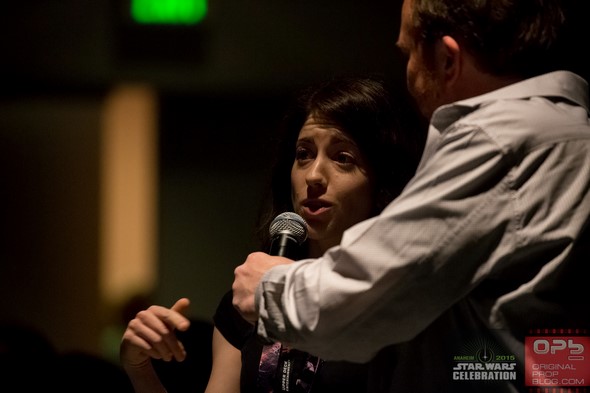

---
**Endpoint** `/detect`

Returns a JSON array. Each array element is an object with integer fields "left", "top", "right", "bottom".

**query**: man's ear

[{"left": 440, "top": 35, "right": 461, "bottom": 86}]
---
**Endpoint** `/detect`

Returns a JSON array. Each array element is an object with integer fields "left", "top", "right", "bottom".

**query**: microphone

[
  {"left": 268, "top": 212, "right": 308, "bottom": 259},
  {"left": 258, "top": 212, "right": 315, "bottom": 391}
]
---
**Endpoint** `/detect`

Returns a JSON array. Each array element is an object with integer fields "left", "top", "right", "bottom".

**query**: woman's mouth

[{"left": 302, "top": 199, "right": 332, "bottom": 216}]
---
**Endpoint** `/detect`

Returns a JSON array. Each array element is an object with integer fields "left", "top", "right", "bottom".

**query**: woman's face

[{"left": 291, "top": 116, "right": 374, "bottom": 253}]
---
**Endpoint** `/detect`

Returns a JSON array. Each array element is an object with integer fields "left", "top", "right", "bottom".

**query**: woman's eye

[
  {"left": 295, "top": 147, "right": 312, "bottom": 161},
  {"left": 335, "top": 152, "right": 355, "bottom": 164}
]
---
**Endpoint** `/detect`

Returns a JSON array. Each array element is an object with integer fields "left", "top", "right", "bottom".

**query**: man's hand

[{"left": 232, "top": 252, "right": 293, "bottom": 324}]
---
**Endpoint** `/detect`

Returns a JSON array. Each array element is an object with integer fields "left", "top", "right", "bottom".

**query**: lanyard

[{"left": 257, "top": 342, "right": 323, "bottom": 392}]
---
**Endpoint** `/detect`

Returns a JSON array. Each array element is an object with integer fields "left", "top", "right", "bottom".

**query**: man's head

[{"left": 396, "top": 0, "right": 575, "bottom": 119}]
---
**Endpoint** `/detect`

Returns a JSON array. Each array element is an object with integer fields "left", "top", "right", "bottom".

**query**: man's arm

[
  {"left": 233, "top": 123, "right": 513, "bottom": 362},
  {"left": 232, "top": 253, "right": 293, "bottom": 323}
]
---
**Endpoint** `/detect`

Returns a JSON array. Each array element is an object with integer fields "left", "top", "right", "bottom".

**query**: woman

[{"left": 120, "top": 75, "right": 426, "bottom": 392}]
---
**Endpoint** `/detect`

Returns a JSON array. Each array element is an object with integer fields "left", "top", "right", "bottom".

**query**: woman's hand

[{"left": 120, "top": 297, "right": 191, "bottom": 370}]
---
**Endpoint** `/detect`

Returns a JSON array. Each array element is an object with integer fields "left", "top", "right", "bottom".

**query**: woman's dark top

[{"left": 213, "top": 290, "right": 369, "bottom": 393}]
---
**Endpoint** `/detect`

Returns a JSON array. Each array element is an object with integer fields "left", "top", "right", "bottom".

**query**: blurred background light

[{"left": 131, "top": 0, "right": 207, "bottom": 25}]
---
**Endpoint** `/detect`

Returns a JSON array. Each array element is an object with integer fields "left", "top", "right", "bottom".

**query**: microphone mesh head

[{"left": 269, "top": 212, "right": 308, "bottom": 245}]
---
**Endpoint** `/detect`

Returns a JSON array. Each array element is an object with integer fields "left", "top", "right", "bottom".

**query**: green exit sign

[{"left": 131, "top": 0, "right": 207, "bottom": 25}]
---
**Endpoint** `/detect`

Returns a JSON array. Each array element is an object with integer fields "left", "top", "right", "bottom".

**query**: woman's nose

[{"left": 305, "top": 157, "right": 328, "bottom": 187}]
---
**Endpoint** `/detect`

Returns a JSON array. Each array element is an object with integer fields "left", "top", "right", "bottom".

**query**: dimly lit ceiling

[{"left": 0, "top": 0, "right": 406, "bottom": 95}]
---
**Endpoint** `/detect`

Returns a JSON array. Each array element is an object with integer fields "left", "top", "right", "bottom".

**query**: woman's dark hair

[{"left": 254, "top": 75, "right": 426, "bottom": 250}]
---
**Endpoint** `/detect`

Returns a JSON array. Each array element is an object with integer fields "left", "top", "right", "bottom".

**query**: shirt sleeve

[{"left": 255, "top": 121, "right": 517, "bottom": 363}]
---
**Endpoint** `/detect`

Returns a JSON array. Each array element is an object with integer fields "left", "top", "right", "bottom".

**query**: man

[{"left": 233, "top": 0, "right": 590, "bottom": 391}]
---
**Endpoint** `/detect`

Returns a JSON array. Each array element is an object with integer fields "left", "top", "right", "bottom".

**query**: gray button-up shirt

[{"left": 255, "top": 71, "right": 590, "bottom": 371}]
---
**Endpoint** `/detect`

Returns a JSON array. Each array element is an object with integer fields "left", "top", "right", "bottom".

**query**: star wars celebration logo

[{"left": 451, "top": 337, "right": 517, "bottom": 383}]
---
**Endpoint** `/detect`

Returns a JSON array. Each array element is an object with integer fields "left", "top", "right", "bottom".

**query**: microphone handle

[{"left": 269, "top": 233, "right": 301, "bottom": 259}]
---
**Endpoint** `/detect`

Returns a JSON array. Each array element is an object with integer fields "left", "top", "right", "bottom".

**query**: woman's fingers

[
  {"left": 121, "top": 298, "right": 192, "bottom": 364},
  {"left": 132, "top": 301, "right": 191, "bottom": 361}
]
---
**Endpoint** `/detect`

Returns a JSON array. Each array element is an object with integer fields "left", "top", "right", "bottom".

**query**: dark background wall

[{"left": 0, "top": 0, "right": 407, "bottom": 362}]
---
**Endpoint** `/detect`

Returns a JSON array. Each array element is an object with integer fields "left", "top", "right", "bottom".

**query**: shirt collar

[{"left": 431, "top": 71, "right": 590, "bottom": 132}]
